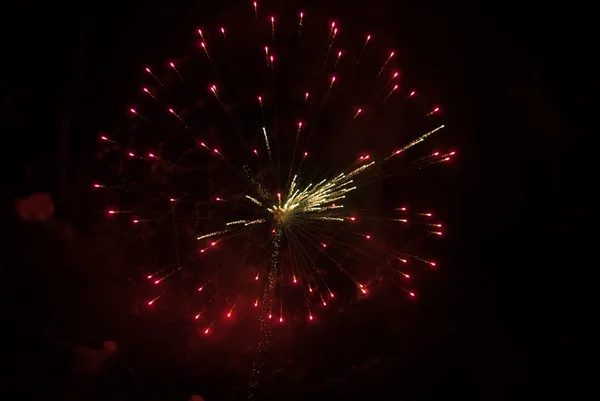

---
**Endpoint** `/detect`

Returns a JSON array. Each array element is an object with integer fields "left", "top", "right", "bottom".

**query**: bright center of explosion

[{"left": 271, "top": 206, "right": 292, "bottom": 222}]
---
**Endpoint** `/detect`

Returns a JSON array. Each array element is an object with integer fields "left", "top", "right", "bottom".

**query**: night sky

[{"left": 4, "top": 0, "right": 582, "bottom": 400}]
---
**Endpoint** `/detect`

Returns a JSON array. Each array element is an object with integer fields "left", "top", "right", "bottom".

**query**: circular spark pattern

[{"left": 93, "top": 3, "right": 455, "bottom": 393}]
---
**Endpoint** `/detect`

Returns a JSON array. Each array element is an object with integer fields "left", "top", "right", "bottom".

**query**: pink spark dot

[
  {"left": 309, "top": 315, "right": 313, "bottom": 320},
  {"left": 130, "top": 108, "right": 136, "bottom": 113},
  {"left": 409, "top": 292, "right": 415, "bottom": 297},
  {"left": 211, "top": 242, "right": 216, "bottom": 246},
  {"left": 108, "top": 210, "right": 116, "bottom": 214},
  {"left": 133, "top": 220, "right": 139, "bottom": 224},
  {"left": 154, "top": 280, "right": 159, "bottom": 284},
  {"left": 129, "top": 152, "right": 134, "bottom": 157},
  {"left": 169, "top": 62, "right": 175, "bottom": 68},
  {"left": 100, "top": 136, "right": 107, "bottom": 140},
  {"left": 214, "top": 149, "right": 219, "bottom": 153},
  {"left": 204, "top": 328, "right": 210, "bottom": 334},
  {"left": 148, "top": 301, "right": 154, "bottom": 305},
  {"left": 148, "top": 153, "right": 155, "bottom": 158}
]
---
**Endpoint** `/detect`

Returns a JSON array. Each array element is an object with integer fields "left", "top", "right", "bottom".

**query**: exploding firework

[{"left": 94, "top": 3, "right": 455, "bottom": 391}]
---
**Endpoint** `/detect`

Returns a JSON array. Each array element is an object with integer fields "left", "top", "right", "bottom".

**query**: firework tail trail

[{"left": 248, "top": 229, "right": 281, "bottom": 398}]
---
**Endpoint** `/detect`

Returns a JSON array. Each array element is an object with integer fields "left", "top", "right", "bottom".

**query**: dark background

[{"left": 3, "top": 0, "right": 581, "bottom": 400}]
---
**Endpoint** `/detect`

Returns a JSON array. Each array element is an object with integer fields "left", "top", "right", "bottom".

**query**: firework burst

[{"left": 93, "top": 2, "right": 455, "bottom": 392}]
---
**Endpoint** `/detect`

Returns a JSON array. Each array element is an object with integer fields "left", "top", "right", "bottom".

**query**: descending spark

[
  {"left": 169, "top": 61, "right": 186, "bottom": 83},
  {"left": 262, "top": 127, "right": 272, "bottom": 160},
  {"left": 334, "top": 50, "right": 342, "bottom": 68},
  {"left": 377, "top": 51, "right": 395, "bottom": 77},
  {"left": 357, "top": 34, "right": 372, "bottom": 63},
  {"left": 386, "top": 125, "right": 445, "bottom": 160}
]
